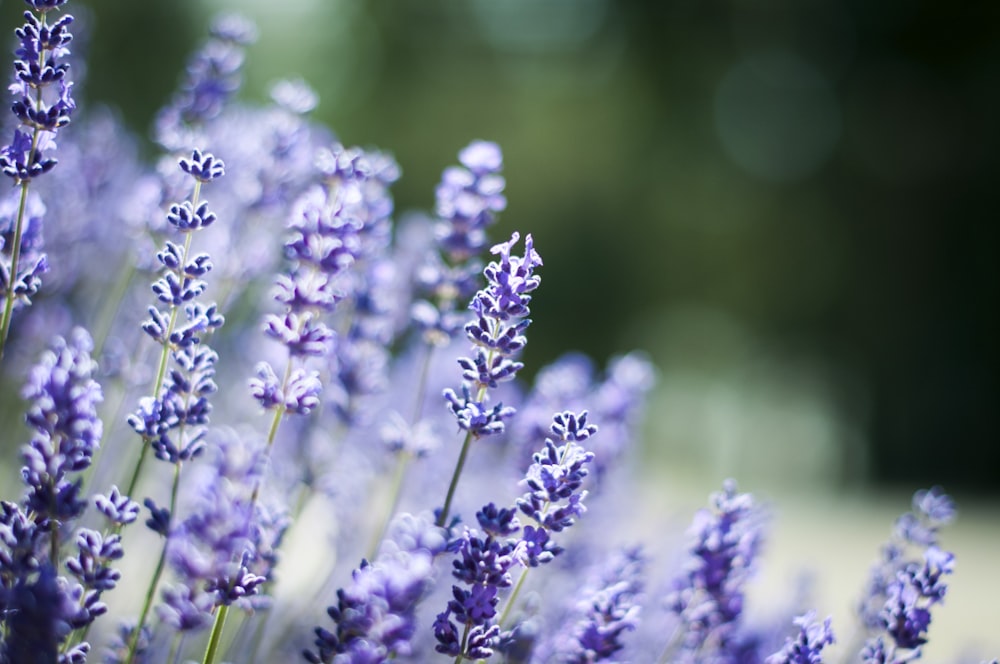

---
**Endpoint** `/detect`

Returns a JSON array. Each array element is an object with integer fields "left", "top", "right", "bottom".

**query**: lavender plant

[{"left": 0, "top": 3, "right": 992, "bottom": 664}]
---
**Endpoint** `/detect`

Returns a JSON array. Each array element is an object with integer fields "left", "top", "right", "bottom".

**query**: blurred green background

[{"left": 4, "top": 0, "right": 997, "bottom": 492}]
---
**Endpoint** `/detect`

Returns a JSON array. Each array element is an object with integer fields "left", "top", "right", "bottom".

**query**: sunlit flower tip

[
  {"left": 765, "top": 612, "right": 835, "bottom": 664},
  {"left": 459, "top": 140, "right": 503, "bottom": 175},
  {"left": 912, "top": 486, "right": 956, "bottom": 526},
  {"left": 209, "top": 12, "right": 258, "bottom": 45},
  {"left": 551, "top": 410, "right": 597, "bottom": 443},
  {"left": 24, "top": 1, "right": 71, "bottom": 11},
  {"left": 179, "top": 149, "right": 225, "bottom": 182},
  {"left": 443, "top": 386, "right": 515, "bottom": 438},
  {"left": 270, "top": 78, "right": 318, "bottom": 114},
  {"left": 93, "top": 486, "right": 140, "bottom": 526},
  {"left": 316, "top": 143, "right": 371, "bottom": 183}
]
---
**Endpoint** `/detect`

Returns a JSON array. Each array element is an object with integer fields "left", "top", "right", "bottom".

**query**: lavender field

[{"left": 0, "top": 2, "right": 996, "bottom": 663}]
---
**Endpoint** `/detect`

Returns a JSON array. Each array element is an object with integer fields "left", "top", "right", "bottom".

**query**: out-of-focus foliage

[{"left": 3, "top": 0, "right": 996, "bottom": 490}]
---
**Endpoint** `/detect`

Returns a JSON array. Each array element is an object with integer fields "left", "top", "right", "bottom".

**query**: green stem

[
  {"left": 202, "top": 604, "right": 230, "bottom": 664},
  {"left": 250, "top": 358, "right": 291, "bottom": 505},
  {"left": 365, "top": 343, "right": 436, "bottom": 558},
  {"left": 92, "top": 261, "right": 137, "bottom": 359},
  {"left": 437, "top": 429, "right": 474, "bottom": 528},
  {"left": 168, "top": 631, "right": 184, "bottom": 664},
  {"left": 454, "top": 621, "right": 472, "bottom": 664},
  {"left": 366, "top": 450, "right": 411, "bottom": 560},
  {"left": 124, "top": 461, "right": 183, "bottom": 664},
  {"left": 0, "top": 180, "right": 33, "bottom": 360},
  {"left": 496, "top": 567, "right": 530, "bottom": 630}
]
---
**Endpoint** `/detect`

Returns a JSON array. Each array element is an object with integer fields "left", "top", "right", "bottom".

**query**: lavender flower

[
  {"left": 20, "top": 327, "right": 102, "bottom": 537},
  {"left": 155, "top": 13, "right": 256, "bottom": 150},
  {"left": 861, "top": 545, "right": 954, "bottom": 662},
  {"left": 412, "top": 140, "right": 506, "bottom": 343},
  {"left": 435, "top": 411, "right": 598, "bottom": 660},
  {"left": 303, "top": 552, "right": 434, "bottom": 663},
  {"left": 859, "top": 487, "right": 956, "bottom": 632},
  {"left": 1, "top": 4, "right": 76, "bottom": 182},
  {"left": 766, "top": 612, "right": 835, "bottom": 664},
  {"left": 516, "top": 411, "right": 597, "bottom": 537},
  {"left": 0, "top": 190, "right": 48, "bottom": 321},
  {"left": 662, "top": 480, "right": 765, "bottom": 662},
  {"left": 0, "top": 564, "right": 75, "bottom": 662},
  {"left": 252, "top": 174, "right": 368, "bottom": 416},
  {"left": 539, "top": 546, "right": 645, "bottom": 663},
  {"left": 443, "top": 231, "right": 542, "bottom": 439},
  {"left": 129, "top": 149, "right": 225, "bottom": 489}
]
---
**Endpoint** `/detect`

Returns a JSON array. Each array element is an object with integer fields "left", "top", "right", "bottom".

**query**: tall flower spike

[
  {"left": 154, "top": 12, "right": 256, "bottom": 150},
  {"left": 1, "top": 6, "right": 76, "bottom": 182},
  {"left": 20, "top": 327, "right": 102, "bottom": 535},
  {"left": 861, "top": 544, "right": 954, "bottom": 663},
  {"left": 443, "top": 232, "right": 542, "bottom": 439},
  {"left": 540, "top": 546, "right": 645, "bottom": 663},
  {"left": 252, "top": 166, "right": 370, "bottom": 416},
  {"left": 130, "top": 149, "right": 225, "bottom": 486},
  {"left": 661, "top": 480, "right": 765, "bottom": 662},
  {"left": 121, "top": 150, "right": 226, "bottom": 664},
  {"left": 433, "top": 411, "right": 598, "bottom": 661},
  {"left": 858, "top": 487, "right": 956, "bottom": 631},
  {"left": 0, "top": 0, "right": 76, "bottom": 355},
  {"left": 412, "top": 140, "right": 506, "bottom": 343},
  {"left": 303, "top": 553, "right": 434, "bottom": 663}
]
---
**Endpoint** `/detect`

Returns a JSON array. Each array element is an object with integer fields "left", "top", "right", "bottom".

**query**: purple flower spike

[
  {"left": 0, "top": 3, "right": 75, "bottom": 183},
  {"left": 304, "top": 553, "right": 433, "bottom": 663},
  {"left": 20, "top": 327, "right": 102, "bottom": 528},
  {"left": 442, "top": 232, "right": 542, "bottom": 438},
  {"left": 413, "top": 141, "right": 506, "bottom": 343},
  {"left": 436, "top": 140, "right": 507, "bottom": 262},
  {"left": 663, "top": 480, "right": 765, "bottom": 660},
  {"left": 859, "top": 486, "right": 958, "bottom": 651},
  {"left": 541, "top": 547, "right": 644, "bottom": 663}
]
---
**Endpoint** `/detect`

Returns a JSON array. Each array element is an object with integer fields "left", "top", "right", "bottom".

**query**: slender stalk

[
  {"left": 437, "top": 429, "right": 474, "bottom": 528},
  {"left": 202, "top": 604, "right": 230, "bottom": 664},
  {"left": 454, "top": 621, "right": 472, "bottom": 664},
  {"left": 91, "top": 260, "right": 138, "bottom": 359},
  {"left": 0, "top": 24, "right": 46, "bottom": 360},
  {"left": 366, "top": 450, "right": 411, "bottom": 560},
  {"left": 168, "top": 632, "right": 184, "bottom": 664},
  {"left": 124, "top": 461, "right": 183, "bottom": 664},
  {"left": 122, "top": 204, "right": 198, "bottom": 497},
  {"left": 496, "top": 567, "right": 530, "bottom": 630},
  {"left": 0, "top": 180, "right": 33, "bottom": 359},
  {"left": 250, "top": 357, "right": 291, "bottom": 505},
  {"left": 365, "top": 344, "right": 436, "bottom": 559}
]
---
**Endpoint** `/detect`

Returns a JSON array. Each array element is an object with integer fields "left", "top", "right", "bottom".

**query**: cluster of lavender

[{"left": 0, "top": 3, "right": 993, "bottom": 664}]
